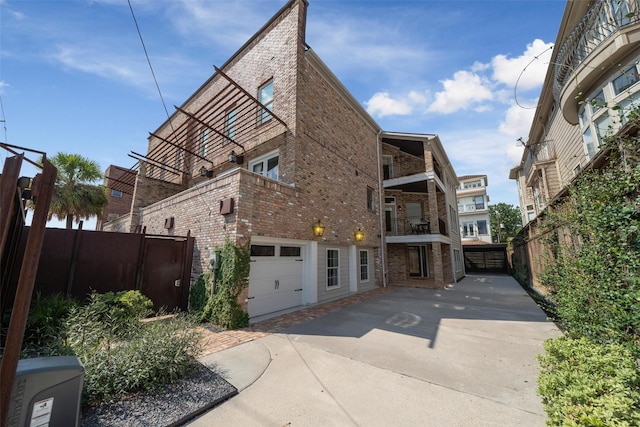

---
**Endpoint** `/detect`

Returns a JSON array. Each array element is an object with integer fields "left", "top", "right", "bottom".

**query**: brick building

[{"left": 104, "top": 0, "right": 464, "bottom": 319}]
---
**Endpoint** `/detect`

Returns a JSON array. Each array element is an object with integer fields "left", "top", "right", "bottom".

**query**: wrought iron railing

[
  {"left": 523, "top": 139, "right": 557, "bottom": 180},
  {"left": 553, "top": 0, "right": 640, "bottom": 99},
  {"left": 385, "top": 216, "right": 449, "bottom": 237}
]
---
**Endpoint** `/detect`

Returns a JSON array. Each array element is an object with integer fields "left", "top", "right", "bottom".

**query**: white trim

[
  {"left": 326, "top": 248, "right": 341, "bottom": 290},
  {"left": 349, "top": 245, "right": 357, "bottom": 292},
  {"left": 359, "top": 249, "right": 370, "bottom": 283},
  {"left": 249, "top": 149, "right": 279, "bottom": 180}
]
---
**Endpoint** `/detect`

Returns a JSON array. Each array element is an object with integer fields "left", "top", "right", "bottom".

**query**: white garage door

[{"left": 248, "top": 244, "right": 303, "bottom": 318}]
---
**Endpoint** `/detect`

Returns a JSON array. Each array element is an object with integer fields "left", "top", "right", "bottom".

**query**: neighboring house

[
  {"left": 96, "top": 165, "right": 136, "bottom": 232},
  {"left": 510, "top": 0, "right": 640, "bottom": 224},
  {"left": 456, "top": 175, "right": 492, "bottom": 244},
  {"left": 509, "top": 0, "right": 640, "bottom": 289},
  {"left": 382, "top": 132, "right": 464, "bottom": 288},
  {"left": 103, "top": 0, "right": 463, "bottom": 319}
]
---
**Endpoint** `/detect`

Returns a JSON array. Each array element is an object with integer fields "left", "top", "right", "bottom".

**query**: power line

[{"left": 514, "top": 45, "right": 554, "bottom": 110}]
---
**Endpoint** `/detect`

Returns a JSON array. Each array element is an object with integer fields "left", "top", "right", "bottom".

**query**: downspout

[{"left": 375, "top": 130, "right": 387, "bottom": 287}]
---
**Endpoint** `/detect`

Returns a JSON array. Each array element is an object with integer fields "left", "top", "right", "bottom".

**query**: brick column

[{"left": 432, "top": 243, "right": 445, "bottom": 287}]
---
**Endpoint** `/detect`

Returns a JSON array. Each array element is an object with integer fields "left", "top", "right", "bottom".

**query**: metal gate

[{"left": 463, "top": 244, "right": 508, "bottom": 274}]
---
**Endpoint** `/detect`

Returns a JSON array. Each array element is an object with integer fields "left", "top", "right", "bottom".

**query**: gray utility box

[{"left": 6, "top": 356, "right": 84, "bottom": 427}]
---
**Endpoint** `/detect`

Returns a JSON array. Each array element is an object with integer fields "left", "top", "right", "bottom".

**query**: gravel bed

[{"left": 81, "top": 363, "right": 237, "bottom": 427}]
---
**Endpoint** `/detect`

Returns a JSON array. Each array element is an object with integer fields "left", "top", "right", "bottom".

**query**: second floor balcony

[
  {"left": 385, "top": 215, "right": 449, "bottom": 244},
  {"left": 554, "top": 0, "right": 640, "bottom": 123},
  {"left": 523, "top": 139, "right": 557, "bottom": 183}
]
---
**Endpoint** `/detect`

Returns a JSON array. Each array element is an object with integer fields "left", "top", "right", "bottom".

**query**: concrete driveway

[{"left": 189, "top": 274, "right": 561, "bottom": 426}]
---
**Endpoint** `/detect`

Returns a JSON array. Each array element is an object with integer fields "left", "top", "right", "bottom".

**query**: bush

[
  {"left": 21, "top": 293, "right": 77, "bottom": 358},
  {"left": 189, "top": 272, "right": 211, "bottom": 320},
  {"left": 201, "top": 238, "right": 250, "bottom": 329},
  {"left": 73, "top": 313, "right": 202, "bottom": 405},
  {"left": 538, "top": 336, "right": 640, "bottom": 426},
  {"left": 67, "top": 292, "right": 202, "bottom": 405}
]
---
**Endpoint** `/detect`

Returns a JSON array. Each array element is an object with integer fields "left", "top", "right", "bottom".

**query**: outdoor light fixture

[
  {"left": 228, "top": 150, "right": 244, "bottom": 164},
  {"left": 312, "top": 220, "right": 325, "bottom": 238},
  {"left": 199, "top": 166, "right": 214, "bottom": 178},
  {"left": 354, "top": 227, "right": 365, "bottom": 242}
]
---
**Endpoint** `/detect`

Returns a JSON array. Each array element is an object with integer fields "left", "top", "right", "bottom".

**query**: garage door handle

[
  {"left": 247, "top": 296, "right": 255, "bottom": 300},
  {"left": 275, "top": 280, "right": 280, "bottom": 290},
  {"left": 295, "top": 259, "right": 303, "bottom": 261},
  {"left": 295, "top": 288, "right": 302, "bottom": 292}
]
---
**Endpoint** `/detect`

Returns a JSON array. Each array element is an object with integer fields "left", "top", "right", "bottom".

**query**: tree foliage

[
  {"left": 489, "top": 203, "right": 522, "bottom": 243},
  {"left": 47, "top": 152, "right": 108, "bottom": 228},
  {"left": 540, "top": 134, "right": 640, "bottom": 355}
]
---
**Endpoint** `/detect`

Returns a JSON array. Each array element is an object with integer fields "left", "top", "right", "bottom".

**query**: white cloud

[
  {"left": 365, "top": 92, "right": 413, "bottom": 117},
  {"left": 492, "top": 39, "right": 553, "bottom": 91},
  {"left": 499, "top": 102, "right": 537, "bottom": 137},
  {"left": 49, "top": 44, "right": 198, "bottom": 98},
  {"left": 427, "top": 71, "right": 493, "bottom": 114}
]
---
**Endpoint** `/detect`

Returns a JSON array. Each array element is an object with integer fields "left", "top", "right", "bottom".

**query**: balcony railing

[
  {"left": 553, "top": 0, "right": 640, "bottom": 99},
  {"left": 385, "top": 216, "right": 449, "bottom": 237},
  {"left": 523, "top": 139, "right": 557, "bottom": 181}
]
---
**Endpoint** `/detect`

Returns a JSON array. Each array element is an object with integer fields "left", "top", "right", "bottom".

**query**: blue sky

[{"left": 0, "top": 0, "right": 566, "bottom": 227}]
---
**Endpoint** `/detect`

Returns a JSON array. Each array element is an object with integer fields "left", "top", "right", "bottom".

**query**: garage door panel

[{"left": 248, "top": 249, "right": 303, "bottom": 318}]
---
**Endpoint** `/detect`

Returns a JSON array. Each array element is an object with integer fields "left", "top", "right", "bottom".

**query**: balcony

[
  {"left": 554, "top": 0, "right": 640, "bottom": 122},
  {"left": 523, "top": 139, "right": 557, "bottom": 184},
  {"left": 385, "top": 216, "right": 450, "bottom": 244}
]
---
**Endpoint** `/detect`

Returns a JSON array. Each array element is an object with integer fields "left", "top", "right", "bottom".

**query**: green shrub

[
  {"left": 201, "top": 238, "right": 250, "bottom": 329},
  {"left": 21, "top": 293, "right": 77, "bottom": 358},
  {"left": 189, "top": 272, "right": 211, "bottom": 320},
  {"left": 538, "top": 336, "right": 640, "bottom": 426},
  {"left": 67, "top": 293, "right": 202, "bottom": 405}
]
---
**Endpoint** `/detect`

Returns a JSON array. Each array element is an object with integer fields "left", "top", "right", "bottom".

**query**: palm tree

[{"left": 47, "top": 152, "right": 108, "bottom": 229}]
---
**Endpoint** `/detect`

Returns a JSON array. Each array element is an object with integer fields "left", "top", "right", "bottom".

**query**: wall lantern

[
  {"left": 228, "top": 150, "right": 244, "bottom": 164},
  {"left": 354, "top": 227, "right": 365, "bottom": 242},
  {"left": 312, "top": 220, "right": 325, "bottom": 238},
  {"left": 199, "top": 166, "right": 214, "bottom": 178}
]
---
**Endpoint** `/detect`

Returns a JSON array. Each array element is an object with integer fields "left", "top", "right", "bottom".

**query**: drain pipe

[{"left": 375, "top": 129, "right": 387, "bottom": 287}]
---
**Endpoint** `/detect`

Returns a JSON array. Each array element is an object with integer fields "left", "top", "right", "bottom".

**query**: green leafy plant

[
  {"left": 201, "top": 238, "right": 250, "bottom": 329},
  {"left": 538, "top": 337, "right": 640, "bottom": 426},
  {"left": 66, "top": 292, "right": 201, "bottom": 405},
  {"left": 21, "top": 293, "right": 78, "bottom": 358},
  {"left": 189, "top": 271, "right": 212, "bottom": 321},
  {"left": 539, "top": 135, "right": 640, "bottom": 355}
]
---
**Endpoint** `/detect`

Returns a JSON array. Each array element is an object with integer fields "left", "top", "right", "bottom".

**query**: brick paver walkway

[{"left": 199, "top": 286, "right": 393, "bottom": 355}]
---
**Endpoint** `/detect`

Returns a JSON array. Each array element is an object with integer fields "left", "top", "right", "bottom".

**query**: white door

[{"left": 247, "top": 244, "right": 303, "bottom": 318}]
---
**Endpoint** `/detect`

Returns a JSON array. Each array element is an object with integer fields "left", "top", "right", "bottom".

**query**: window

[
  {"left": 107, "top": 213, "right": 119, "bottom": 221},
  {"left": 582, "top": 127, "right": 596, "bottom": 159},
  {"left": 454, "top": 249, "right": 462, "bottom": 272},
  {"left": 199, "top": 128, "right": 209, "bottom": 156},
  {"left": 477, "top": 220, "right": 488, "bottom": 235},
  {"left": 382, "top": 155, "right": 393, "bottom": 179},
  {"left": 406, "top": 202, "right": 423, "bottom": 224},
  {"left": 462, "top": 223, "right": 476, "bottom": 238},
  {"left": 111, "top": 189, "right": 122, "bottom": 198},
  {"left": 594, "top": 113, "right": 612, "bottom": 141},
  {"left": 251, "top": 245, "right": 275, "bottom": 256},
  {"left": 249, "top": 150, "right": 279, "bottom": 180},
  {"left": 367, "top": 187, "right": 375, "bottom": 211},
  {"left": 327, "top": 249, "right": 340, "bottom": 289},
  {"left": 612, "top": 66, "right": 639, "bottom": 95},
  {"left": 408, "top": 246, "right": 428, "bottom": 277},
  {"left": 592, "top": 89, "right": 606, "bottom": 112},
  {"left": 280, "top": 246, "right": 301, "bottom": 257},
  {"left": 224, "top": 108, "right": 237, "bottom": 141},
  {"left": 359, "top": 250, "right": 369, "bottom": 282},
  {"left": 474, "top": 196, "right": 484, "bottom": 210},
  {"left": 465, "top": 180, "right": 482, "bottom": 189},
  {"left": 258, "top": 80, "right": 273, "bottom": 125}
]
